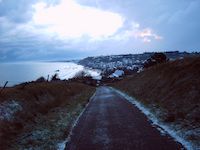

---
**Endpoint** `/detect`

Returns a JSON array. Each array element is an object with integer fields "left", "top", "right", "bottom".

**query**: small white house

[{"left": 109, "top": 70, "right": 124, "bottom": 78}]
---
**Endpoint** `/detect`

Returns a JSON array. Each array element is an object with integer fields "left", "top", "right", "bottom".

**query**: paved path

[{"left": 65, "top": 86, "right": 184, "bottom": 150}]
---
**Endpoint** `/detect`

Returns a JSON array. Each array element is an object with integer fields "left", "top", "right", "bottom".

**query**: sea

[{"left": 0, "top": 62, "right": 85, "bottom": 87}]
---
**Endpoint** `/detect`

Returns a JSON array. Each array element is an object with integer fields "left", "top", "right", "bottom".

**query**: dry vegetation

[
  {"left": 0, "top": 80, "right": 95, "bottom": 149},
  {"left": 112, "top": 56, "right": 200, "bottom": 147}
]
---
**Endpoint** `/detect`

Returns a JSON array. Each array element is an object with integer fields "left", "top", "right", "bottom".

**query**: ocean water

[{"left": 0, "top": 62, "right": 84, "bottom": 87}]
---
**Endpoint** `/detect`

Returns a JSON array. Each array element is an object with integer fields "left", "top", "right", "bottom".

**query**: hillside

[
  {"left": 112, "top": 56, "right": 200, "bottom": 149},
  {"left": 79, "top": 51, "right": 198, "bottom": 73},
  {"left": 0, "top": 81, "right": 95, "bottom": 149}
]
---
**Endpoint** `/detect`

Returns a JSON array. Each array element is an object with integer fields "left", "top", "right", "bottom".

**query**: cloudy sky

[{"left": 0, "top": 0, "right": 199, "bottom": 61}]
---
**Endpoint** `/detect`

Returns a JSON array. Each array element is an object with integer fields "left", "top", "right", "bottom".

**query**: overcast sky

[{"left": 0, "top": 0, "right": 200, "bottom": 61}]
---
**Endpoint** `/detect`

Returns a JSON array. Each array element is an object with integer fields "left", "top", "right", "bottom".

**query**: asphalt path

[{"left": 65, "top": 86, "right": 184, "bottom": 150}]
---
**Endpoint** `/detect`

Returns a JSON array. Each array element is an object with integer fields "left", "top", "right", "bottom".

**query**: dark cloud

[
  {"left": 0, "top": 0, "right": 37, "bottom": 23},
  {"left": 0, "top": 0, "right": 200, "bottom": 61}
]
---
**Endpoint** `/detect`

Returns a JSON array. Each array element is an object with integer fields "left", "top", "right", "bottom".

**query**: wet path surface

[{"left": 65, "top": 86, "right": 184, "bottom": 150}]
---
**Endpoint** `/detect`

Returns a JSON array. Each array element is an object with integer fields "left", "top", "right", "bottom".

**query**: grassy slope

[
  {"left": 112, "top": 56, "right": 200, "bottom": 147},
  {"left": 0, "top": 81, "right": 95, "bottom": 149}
]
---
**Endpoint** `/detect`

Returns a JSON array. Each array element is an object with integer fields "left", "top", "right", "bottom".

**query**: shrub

[
  {"left": 51, "top": 73, "right": 60, "bottom": 81},
  {"left": 144, "top": 52, "right": 168, "bottom": 68},
  {"left": 35, "top": 77, "right": 46, "bottom": 82}
]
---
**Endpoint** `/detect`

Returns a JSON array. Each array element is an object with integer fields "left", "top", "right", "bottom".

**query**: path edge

[
  {"left": 109, "top": 86, "right": 194, "bottom": 150},
  {"left": 61, "top": 89, "right": 97, "bottom": 150}
]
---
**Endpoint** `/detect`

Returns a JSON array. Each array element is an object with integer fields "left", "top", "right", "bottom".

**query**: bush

[
  {"left": 144, "top": 52, "right": 168, "bottom": 68},
  {"left": 35, "top": 77, "right": 46, "bottom": 82},
  {"left": 74, "top": 71, "right": 86, "bottom": 79},
  {"left": 51, "top": 74, "right": 60, "bottom": 81}
]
